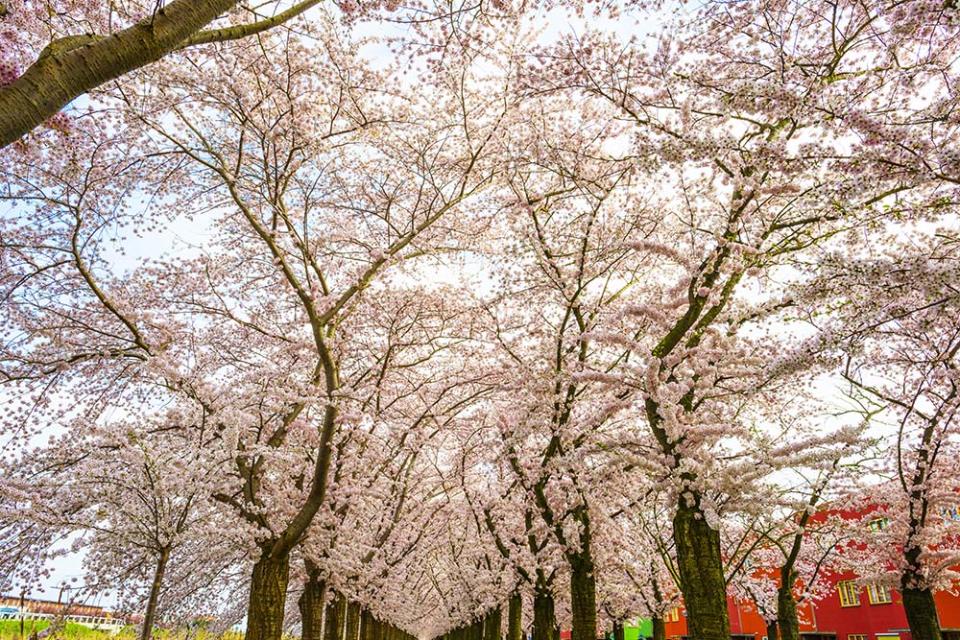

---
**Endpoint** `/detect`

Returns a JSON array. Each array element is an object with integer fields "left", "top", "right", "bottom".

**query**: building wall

[
  {"left": 0, "top": 595, "right": 108, "bottom": 618},
  {"left": 798, "top": 569, "right": 960, "bottom": 640},
  {"left": 622, "top": 580, "right": 959, "bottom": 640}
]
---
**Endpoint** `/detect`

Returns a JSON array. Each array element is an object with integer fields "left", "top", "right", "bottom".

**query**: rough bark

[
  {"left": 569, "top": 549, "right": 597, "bottom": 640},
  {"left": 0, "top": 0, "right": 330, "bottom": 147},
  {"left": 324, "top": 594, "right": 343, "bottom": 640},
  {"left": 901, "top": 584, "right": 942, "bottom": 640},
  {"left": 245, "top": 549, "right": 291, "bottom": 640},
  {"left": 776, "top": 581, "right": 799, "bottom": 640},
  {"left": 361, "top": 610, "right": 375, "bottom": 640},
  {"left": 298, "top": 566, "right": 325, "bottom": 640},
  {"left": 140, "top": 547, "right": 170, "bottom": 640},
  {"left": 508, "top": 594, "right": 523, "bottom": 640},
  {"left": 532, "top": 589, "right": 558, "bottom": 640},
  {"left": 346, "top": 602, "right": 362, "bottom": 640},
  {"left": 484, "top": 606, "right": 503, "bottom": 640},
  {"left": 672, "top": 497, "right": 730, "bottom": 640},
  {"left": 651, "top": 617, "right": 665, "bottom": 640},
  {"left": 0, "top": 0, "right": 234, "bottom": 148}
]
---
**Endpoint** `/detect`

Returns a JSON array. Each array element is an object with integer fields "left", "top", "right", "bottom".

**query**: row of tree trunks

[
  {"left": 432, "top": 562, "right": 941, "bottom": 640},
  {"left": 438, "top": 600, "right": 515, "bottom": 640},
  {"left": 293, "top": 587, "right": 414, "bottom": 640}
]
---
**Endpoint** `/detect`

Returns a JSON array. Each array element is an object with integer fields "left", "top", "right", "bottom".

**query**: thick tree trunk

[
  {"left": 776, "top": 582, "right": 799, "bottom": 640},
  {"left": 369, "top": 615, "right": 383, "bottom": 640},
  {"left": 346, "top": 602, "right": 362, "bottom": 640},
  {"left": 901, "top": 585, "right": 941, "bottom": 640},
  {"left": 532, "top": 589, "right": 558, "bottom": 640},
  {"left": 569, "top": 549, "right": 597, "bottom": 640},
  {"left": 651, "top": 617, "right": 665, "bottom": 640},
  {"left": 298, "top": 566, "right": 325, "bottom": 640},
  {"left": 324, "top": 594, "right": 343, "bottom": 640},
  {"left": 0, "top": 0, "right": 330, "bottom": 147},
  {"left": 245, "top": 549, "right": 291, "bottom": 640},
  {"left": 361, "top": 610, "right": 375, "bottom": 640},
  {"left": 0, "top": 0, "right": 238, "bottom": 148},
  {"left": 485, "top": 606, "right": 503, "bottom": 640},
  {"left": 508, "top": 594, "right": 523, "bottom": 640},
  {"left": 672, "top": 498, "right": 730, "bottom": 640},
  {"left": 140, "top": 547, "right": 170, "bottom": 640}
]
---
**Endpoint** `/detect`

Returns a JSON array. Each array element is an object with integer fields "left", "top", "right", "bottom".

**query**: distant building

[{"left": 0, "top": 594, "right": 121, "bottom": 621}]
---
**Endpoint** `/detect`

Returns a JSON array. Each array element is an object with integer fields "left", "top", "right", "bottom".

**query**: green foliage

[
  {"left": 0, "top": 620, "right": 133, "bottom": 640},
  {"left": 0, "top": 622, "right": 244, "bottom": 640}
]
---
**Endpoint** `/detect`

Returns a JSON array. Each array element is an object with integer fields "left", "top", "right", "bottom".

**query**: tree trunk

[
  {"left": 140, "top": 547, "right": 170, "bottom": 640},
  {"left": 245, "top": 548, "right": 291, "bottom": 640},
  {"left": 508, "top": 594, "right": 523, "bottom": 640},
  {"left": 901, "top": 585, "right": 942, "bottom": 640},
  {"left": 471, "top": 620, "right": 485, "bottom": 640},
  {"left": 346, "top": 602, "right": 361, "bottom": 640},
  {"left": 776, "top": 582, "right": 799, "bottom": 640},
  {"left": 532, "top": 589, "right": 558, "bottom": 640},
  {"left": 324, "top": 594, "right": 343, "bottom": 640},
  {"left": 569, "top": 549, "right": 597, "bottom": 640},
  {"left": 299, "top": 566, "right": 325, "bottom": 640},
  {"left": 485, "top": 606, "right": 503, "bottom": 640},
  {"left": 613, "top": 622, "right": 624, "bottom": 640},
  {"left": 766, "top": 620, "right": 778, "bottom": 640},
  {"left": 361, "top": 610, "right": 374, "bottom": 640},
  {"left": 0, "top": 0, "right": 241, "bottom": 148},
  {"left": 651, "top": 617, "right": 665, "bottom": 640},
  {"left": 672, "top": 497, "right": 730, "bottom": 640}
]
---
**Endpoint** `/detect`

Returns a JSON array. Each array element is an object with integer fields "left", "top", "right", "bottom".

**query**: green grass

[
  {"left": 0, "top": 620, "right": 135, "bottom": 640},
  {"left": 0, "top": 620, "right": 260, "bottom": 640}
]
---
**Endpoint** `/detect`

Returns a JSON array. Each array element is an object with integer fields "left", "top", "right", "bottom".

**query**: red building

[
  {"left": 656, "top": 564, "right": 960, "bottom": 640},
  {"left": 792, "top": 569, "right": 960, "bottom": 640}
]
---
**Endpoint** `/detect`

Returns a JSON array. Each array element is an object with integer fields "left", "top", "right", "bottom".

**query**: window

[
  {"left": 667, "top": 608, "right": 680, "bottom": 623},
  {"left": 867, "top": 584, "right": 893, "bottom": 604},
  {"left": 848, "top": 635, "right": 867, "bottom": 640},
  {"left": 868, "top": 517, "right": 890, "bottom": 531},
  {"left": 838, "top": 580, "right": 860, "bottom": 607}
]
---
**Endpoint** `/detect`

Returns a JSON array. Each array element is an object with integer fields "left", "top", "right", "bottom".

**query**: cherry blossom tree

[
  {"left": 1, "top": 14, "right": 512, "bottom": 640},
  {"left": 804, "top": 229, "right": 960, "bottom": 640},
  {"left": 516, "top": 0, "right": 960, "bottom": 637},
  {"left": 0, "top": 1, "right": 339, "bottom": 146},
  {"left": 0, "top": 0, "right": 958, "bottom": 637},
  {"left": 0, "top": 404, "right": 234, "bottom": 640}
]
